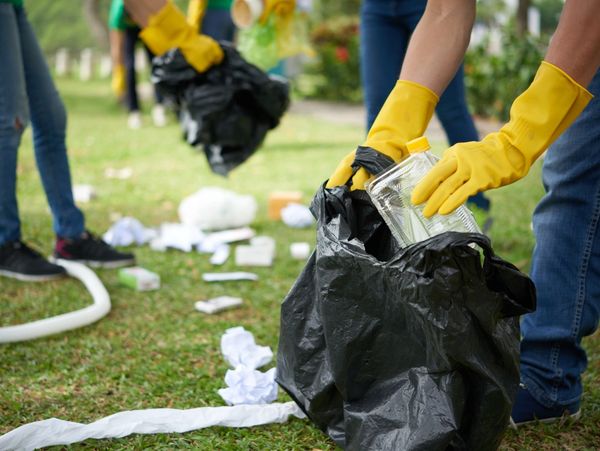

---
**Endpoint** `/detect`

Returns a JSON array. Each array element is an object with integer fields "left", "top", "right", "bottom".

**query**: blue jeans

[
  {"left": 201, "top": 8, "right": 236, "bottom": 42},
  {"left": 0, "top": 4, "right": 84, "bottom": 245},
  {"left": 520, "top": 69, "right": 600, "bottom": 409},
  {"left": 360, "top": 0, "right": 490, "bottom": 211}
]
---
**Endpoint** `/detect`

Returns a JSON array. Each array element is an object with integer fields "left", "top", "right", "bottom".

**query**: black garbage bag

[
  {"left": 276, "top": 181, "right": 536, "bottom": 450},
  {"left": 151, "top": 43, "right": 289, "bottom": 175}
]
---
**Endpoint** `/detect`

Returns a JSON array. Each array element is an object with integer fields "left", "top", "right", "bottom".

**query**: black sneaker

[
  {"left": 54, "top": 230, "right": 135, "bottom": 269},
  {"left": 0, "top": 241, "right": 66, "bottom": 282}
]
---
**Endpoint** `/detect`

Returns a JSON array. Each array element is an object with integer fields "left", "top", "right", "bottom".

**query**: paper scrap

[
  {"left": 0, "top": 402, "right": 304, "bottom": 450},
  {"left": 159, "top": 223, "right": 204, "bottom": 252},
  {"left": 290, "top": 242, "right": 311, "bottom": 260},
  {"left": 210, "top": 244, "right": 230, "bottom": 265},
  {"left": 195, "top": 296, "right": 242, "bottom": 314},
  {"left": 103, "top": 217, "right": 156, "bottom": 247},
  {"left": 218, "top": 367, "right": 278, "bottom": 406},
  {"left": 281, "top": 203, "right": 314, "bottom": 228},
  {"left": 202, "top": 272, "right": 258, "bottom": 282},
  {"left": 199, "top": 227, "right": 256, "bottom": 253},
  {"left": 221, "top": 326, "right": 273, "bottom": 370},
  {"left": 73, "top": 184, "right": 96, "bottom": 203},
  {"left": 104, "top": 167, "right": 133, "bottom": 180}
]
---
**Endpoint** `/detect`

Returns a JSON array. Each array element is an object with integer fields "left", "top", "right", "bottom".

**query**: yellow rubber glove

[
  {"left": 187, "top": 0, "right": 206, "bottom": 29},
  {"left": 111, "top": 63, "right": 126, "bottom": 98},
  {"left": 140, "top": 1, "right": 223, "bottom": 73},
  {"left": 412, "top": 61, "right": 593, "bottom": 217},
  {"left": 326, "top": 80, "right": 439, "bottom": 190},
  {"left": 259, "top": 0, "right": 295, "bottom": 23}
]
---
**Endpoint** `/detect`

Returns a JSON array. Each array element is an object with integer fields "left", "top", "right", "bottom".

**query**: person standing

[
  {"left": 0, "top": 0, "right": 135, "bottom": 281},
  {"left": 360, "top": 0, "right": 491, "bottom": 215}
]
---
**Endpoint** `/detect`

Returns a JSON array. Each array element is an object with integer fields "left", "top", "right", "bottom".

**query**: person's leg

[
  {"left": 201, "top": 8, "right": 236, "bottom": 42},
  {"left": 360, "top": 1, "right": 409, "bottom": 130},
  {"left": 515, "top": 69, "right": 600, "bottom": 421},
  {"left": 124, "top": 27, "right": 140, "bottom": 113},
  {"left": 435, "top": 65, "right": 491, "bottom": 211},
  {"left": 0, "top": 4, "right": 28, "bottom": 246},
  {"left": 16, "top": 6, "right": 85, "bottom": 241}
]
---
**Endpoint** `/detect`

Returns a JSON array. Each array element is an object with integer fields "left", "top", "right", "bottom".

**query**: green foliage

[
  {"left": 26, "top": 0, "right": 110, "bottom": 53},
  {"left": 465, "top": 26, "right": 544, "bottom": 121},
  {"left": 298, "top": 16, "right": 362, "bottom": 103}
]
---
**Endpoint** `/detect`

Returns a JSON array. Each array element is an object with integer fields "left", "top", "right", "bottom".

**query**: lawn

[{"left": 0, "top": 78, "right": 598, "bottom": 450}]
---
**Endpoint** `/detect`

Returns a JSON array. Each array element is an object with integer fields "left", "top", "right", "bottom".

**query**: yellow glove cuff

[
  {"left": 363, "top": 80, "right": 439, "bottom": 162},
  {"left": 499, "top": 60, "right": 592, "bottom": 172},
  {"left": 187, "top": 0, "right": 206, "bottom": 29}
]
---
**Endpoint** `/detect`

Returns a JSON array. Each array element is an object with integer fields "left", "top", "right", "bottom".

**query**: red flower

[{"left": 335, "top": 46, "right": 350, "bottom": 63}]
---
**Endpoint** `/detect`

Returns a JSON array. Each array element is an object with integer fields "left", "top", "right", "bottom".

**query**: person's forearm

[
  {"left": 545, "top": 0, "right": 600, "bottom": 87},
  {"left": 400, "top": 0, "right": 476, "bottom": 96},
  {"left": 124, "top": 0, "right": 166, "bottom": 27}
]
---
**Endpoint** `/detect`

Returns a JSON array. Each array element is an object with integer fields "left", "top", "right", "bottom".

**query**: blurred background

[{"left": 30, "top": 0, "right": 562, "bottom": 122}]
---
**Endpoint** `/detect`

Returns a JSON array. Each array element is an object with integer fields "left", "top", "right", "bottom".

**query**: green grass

[{"left": 1, "top": 79, "right": 599, "bottom": 450}]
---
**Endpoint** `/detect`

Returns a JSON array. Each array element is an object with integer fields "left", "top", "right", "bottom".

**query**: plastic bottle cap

[{"left": 406, "top": 136, "right": 431, "bottom": 153}]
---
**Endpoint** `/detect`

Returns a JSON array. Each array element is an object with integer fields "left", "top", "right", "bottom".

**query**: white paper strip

[{"left": 0, "top": 402, "right": 305, "bottom": 451}]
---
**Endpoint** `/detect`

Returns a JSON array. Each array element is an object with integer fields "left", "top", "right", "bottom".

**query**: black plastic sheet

[
  {"left": 276, "top": 183, "right": 536, "bottom": 450},
  {"left": 152, "top": 43, "right": 289, "bottom": 175}
]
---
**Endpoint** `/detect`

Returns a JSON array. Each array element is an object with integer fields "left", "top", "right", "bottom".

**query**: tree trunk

[
  {"left": 516, "top": 0, "right": 531, "bottom": 36},
  {"left": 83, "top": 0, "right": 109, "bottom": 50}
]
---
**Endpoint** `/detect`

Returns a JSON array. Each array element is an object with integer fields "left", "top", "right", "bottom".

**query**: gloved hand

[
  {"left": 187, "top": 0, "right": 206, "bottom": 29},
  {"left": 326, "top": 80, "right": 439, "bottom": 190},
  {"left": 111, "top": 63, "right": 126, "bottom": 98},
  {"left": 140, "top": 1, "right": 223, "bottom": 73},
  {"left": 412, "top": 61, "right": 592, "bottom": 217},
  {"left": 260, "top": 0, "right": 296, "bottom": 23}
]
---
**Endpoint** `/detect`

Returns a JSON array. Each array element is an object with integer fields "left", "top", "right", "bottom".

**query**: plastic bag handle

[{"left": 352, "top": 146, "right": 396, "bottom": 177}]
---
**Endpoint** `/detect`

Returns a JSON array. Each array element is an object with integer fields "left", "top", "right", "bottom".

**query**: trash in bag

[
  {"left": 152, "top": 43, "right": 290, "bottom": 176},
  {"left": 276, "top": 179, "right": 536, "bottom": 450}
]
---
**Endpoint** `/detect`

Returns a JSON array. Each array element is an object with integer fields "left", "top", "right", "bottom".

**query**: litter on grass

[
  {"left": 104, "top": 167, "right": 133, "bottom": 180},
  {"left": 118, "top": 267, "right": 160, "bottom": 291},
  {"left": 179, "top": 187, "right": 257, "bottom": 231},
  {"left": 281, "top": 203, "right": 314, "bottom": 228},
  {"left": 218, "top": 367, "right": 278, "bottom": 406},
  {"left": 289, "top": 242, "right": 310, "bottom": 260},
  {"left": 209, "top": 244, "right": 230, "bottom": 265},
  {"left": 268, "top": 191, "right": 302, "bottom": 220},
  {"left": 73, "top": 184, "right": 96, "bottom": 203},
  {"left": 195, "top": 296, "right": 242, "bottom": 314},
  {"left": 221, "top": 326, "right": 273, "bottom": 369},
  {"left": 103, "top": 217, "right": 157, "bottom": 247},
  {"left": 202, "top": 272, "right": 258, "bottom": 282}
]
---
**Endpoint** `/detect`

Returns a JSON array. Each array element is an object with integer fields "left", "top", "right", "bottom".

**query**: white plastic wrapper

[
  {"left": 221, "top": 326, "right": 273, "bottom": 369},
  {"left": 218, "top": 367, "right": 278, "bottom": 405},
  {"left": 103, "top": 217, "right": 157, "bottom": 247},
  {"left": 179, "top": 187, "right": 257, "bottom": 231},
  {"left": 158, "top": 223, "right": 204, "bottom": 252},
  {"left": 281, "top": 203, "right": 314, "bottom": 228},
  {"left": 0, "top": 402, "right": 304, "bottom": 450}
]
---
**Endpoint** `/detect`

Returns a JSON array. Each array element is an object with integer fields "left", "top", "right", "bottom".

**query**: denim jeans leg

[
  {"left": 0, "top": 4, "right": 29, "bottom": 246},
  {"left": 124, "top": 27, "right": 140, "bottom": 113},
  {"left": 520, "top": 69, "right": 600, "bottom": 408},
  {"left": 16, "top": 6, "right": 85, "bottom": 239},
  {"left": 201, "top": 9, "right": 236, "bottom": 42},
  {"left": 360, "top": 4, "right": 409, "bottom": 130}
]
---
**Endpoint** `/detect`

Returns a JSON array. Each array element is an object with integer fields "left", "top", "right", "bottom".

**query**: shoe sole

[
  {"left": 50, "top": 257, "right": 135, "bottom": 269},
  {"left": 0, "top": 269, "right": 66, "bottom": 282},
  {"left": 510, "top": 409, "right": 581, "bottom": 429}
]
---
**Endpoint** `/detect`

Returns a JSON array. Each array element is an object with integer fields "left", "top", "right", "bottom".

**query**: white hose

[{"left": 0, "top": 259, "right": 111, "bottom": 343}]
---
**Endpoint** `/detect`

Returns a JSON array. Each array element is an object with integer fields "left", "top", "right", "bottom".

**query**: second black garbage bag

[
  {"left": 276, "top": 184, "right": 536, "bottom": 450},
  {"left": 152, "top": 43, "right": 290, "bottom": 176}
]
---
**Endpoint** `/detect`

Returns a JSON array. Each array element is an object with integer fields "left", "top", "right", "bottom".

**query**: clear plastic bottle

[{"left": 366, "top": 136, "right": 481, "bottom": 248}]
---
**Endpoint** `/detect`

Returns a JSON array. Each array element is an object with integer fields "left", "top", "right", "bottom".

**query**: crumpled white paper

[
  {"left": 0, "top": 402, "right": 304, "bottom": 451},
  {"left": 179, "top": 187, "right": 257, "bottom": 231},
  {"left": 156, "top": 223, "right": 205, "bottom": 252},
  {"left": 218, "top": 367, "right": 278, "bottom": 405},
  {"left": 103, "top": 217, "right": 157, "bottom": 247},
  {"left": 281, "top": 204, "right": 314, "bottom": 228},
  {"left": 221, "top": 326, "right": 273, "bottom": 370}
]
